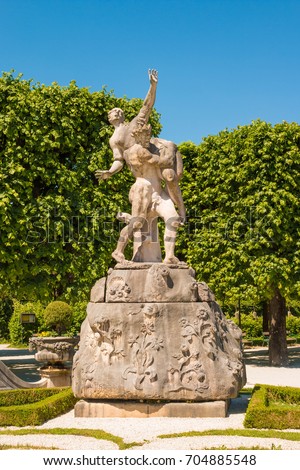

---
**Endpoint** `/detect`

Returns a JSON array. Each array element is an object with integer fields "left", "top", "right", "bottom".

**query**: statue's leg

[
  {"left": 113, "top": 181, "right": 152, "bottom": 263},
  {"left": 155, "top": 193, "right": 182, "bottom": 264},
  {"left": 130, "top": 181, "right": 152, "bottom": 230},
  {"left": 112, "top": 224, "right": 130, "bottom": 263},
  {"left": 161, "top": 169, "right": 186, "bottom": 222},
  {"left": 112, "top": 212, "right": 133, "bottom": 262}
]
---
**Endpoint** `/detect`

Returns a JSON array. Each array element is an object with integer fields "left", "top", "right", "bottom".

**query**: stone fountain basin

[{"left": 29, "top": 336, "right": 79, "bottom": 364}]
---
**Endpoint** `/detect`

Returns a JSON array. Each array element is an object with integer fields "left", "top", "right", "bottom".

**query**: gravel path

[
  {"left": 1, "top": 433, "right": 299, "bottom": 450},
  {"left": 0, "top": 434, "right": 118, "bottom": 450},
  {"left": 133, "top": 435, "right": 300, "bottom": 450}
]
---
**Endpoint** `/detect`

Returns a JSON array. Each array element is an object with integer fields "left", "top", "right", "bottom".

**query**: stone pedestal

[
  {"left": 40, "top": 366, "right": 72, "bottom": 387},
  {"left": 29, "top": 336, "right": 79, "bottom": 388},
  {"left": 72, "top": 263, "right": 246, "bottom": 413}
]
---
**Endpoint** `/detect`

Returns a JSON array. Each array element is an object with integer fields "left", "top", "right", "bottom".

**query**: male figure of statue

[
  {"left": 114, "top": 123, "right": 183, "bottom": 264},
  {"left": 95, "top": 70, "right": 186, "bottom": 264}
]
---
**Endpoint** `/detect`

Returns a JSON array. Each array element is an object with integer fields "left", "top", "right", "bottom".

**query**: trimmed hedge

[
  {"left": 0, "top": 387, "right": 77, "bottom": 426},
  {"left": 0, "top": 387, "right": 66, "bottom": 407},
  {"left": 244, "top": 384, "right": 300, "bottom": 429}
]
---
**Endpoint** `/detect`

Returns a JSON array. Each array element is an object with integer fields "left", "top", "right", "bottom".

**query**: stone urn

[{"left": 29, "top": 336, "right": 79, "bottom": 387}]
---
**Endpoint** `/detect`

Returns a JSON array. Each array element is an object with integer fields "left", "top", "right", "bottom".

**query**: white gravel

[
  {"left": 1, "top": 433, "right": 299, "bottom": 450},
  {"left": 132, "top": 435, "right": 300, "bottom": 450},
  {"left": 0, "top": 434, "right": 118, "bottom": 450},
  {"left": 245, "top": 364, "right": 300, "bottom": 388}
]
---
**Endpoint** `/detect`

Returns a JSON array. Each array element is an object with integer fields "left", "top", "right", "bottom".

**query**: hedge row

[
  {"left": 0, "top": 387, "right": 77, "bottom": 426},
  {"left": 244, "top": 384, "right": 300, "bottom": 429},
  {"left": 0, "top": 387, "right": 67, "bottom": 407}
]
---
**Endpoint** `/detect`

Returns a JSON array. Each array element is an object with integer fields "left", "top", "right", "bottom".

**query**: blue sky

[{"left": 1, "top": 0, "right": 300, "bottom": 144}]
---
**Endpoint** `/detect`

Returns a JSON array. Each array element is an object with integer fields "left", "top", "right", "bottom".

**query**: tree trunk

[
  {"left": 268, "top": 288, "right": 289, "bottom": 367},
  {"left": 262, "top": 300, "right": 270, "bottom": 332}
]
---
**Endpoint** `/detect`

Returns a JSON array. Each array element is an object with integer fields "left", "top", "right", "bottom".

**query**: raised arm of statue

[{"left": 137, "top": 69, "right": 158, "bottom": 124}]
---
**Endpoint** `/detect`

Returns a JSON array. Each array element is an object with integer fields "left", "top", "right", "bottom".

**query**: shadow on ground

[
  {"left": 243, "top": 345, "right": 300, "bottom": 368},
  {"left": 0, "top": 348, "right": 33, "bottom": 358}
]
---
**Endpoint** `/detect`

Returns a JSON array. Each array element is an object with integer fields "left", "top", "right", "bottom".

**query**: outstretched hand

[
  {"left": 95, "top": 169, "right": 111, "bottom": 181},
  {"left": 148, "top": 69, "right": 158, "bottom": 84}
]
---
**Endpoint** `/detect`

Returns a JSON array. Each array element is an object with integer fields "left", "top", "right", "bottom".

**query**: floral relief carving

[
  {"left": 191, "top": 306, "right": 218, "bottom": 360},
  {"left": 167, "top": 315, "right": 210, "bottom": 394},
  {"left": 168, "top": 349, "right": 208, "bottom": 394},
  {"left": 122, "top": 304, "right": 163, "bottom": 390}
]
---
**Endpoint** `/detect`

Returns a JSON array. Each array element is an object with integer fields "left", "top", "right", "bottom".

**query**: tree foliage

[
  {"left": 8, "top": 299, "right": 44, "bottom": 345},
  {"left": 66, "top": 300, "right": 87, "bottom": 337},
  {"left": 0, "top": 72, "right": 161, "bottom": 301},
  {"left": 178, "top": 121, "right": 300, "bottom": 365},
  {"left": 178, "top": 120, "right": 300, "bottom": 307},
  {"left": 0, "top": 297, "right": 13, "bottom": 339}
]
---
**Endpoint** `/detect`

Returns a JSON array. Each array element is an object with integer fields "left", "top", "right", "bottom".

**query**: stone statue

[
  {"left": 95, "top": 70, "right": 185, "bottom": 265},
  {"left": 72, "top": 71, "right": 246, "bottom": 417}
]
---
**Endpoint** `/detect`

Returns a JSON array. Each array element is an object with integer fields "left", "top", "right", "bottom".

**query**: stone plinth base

[
  {"left": 40, "top": 367, "right": 72, "bottom": 387},
  {"left": 74, "top": 399, "right": 229, "bottom": 418},
  {"left": 72, "top": 264, "right": 246, "bottom": 402}
]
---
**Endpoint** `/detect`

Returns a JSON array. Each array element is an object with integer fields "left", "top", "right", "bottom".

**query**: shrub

[
  {"left": 0, "top": 387, "right": 77, "bottom": 426},
  {"left": 233, "top": 313, "right": 263, "bottom": 339},
  {"left": 8, "top": 300, "right": 45, "bottom": 346},
  {"left": 0, "top": 387, "right": 66, "bottom": 407},
  {"left": 286, "top": 315, "right": 300, "bottom": 336},
  {"left": 43, "top": 301, "right": 73, "bottom": 335},
  {"left": 244, "top": 384, "right": 300, "bottom": 429}
]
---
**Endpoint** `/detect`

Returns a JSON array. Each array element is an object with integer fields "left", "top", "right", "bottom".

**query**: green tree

[
  {"left": 178, "top": 120, "right": 300, "bottom": 366},
  {"left": 0, "top": 72, "right": 161, "bottom": 302},
  {"left": 66, "top": 300, "right": 87, "bottom": 337},
  {"left": 0, "top": 297, "right": 13, "bottom": 340}
]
